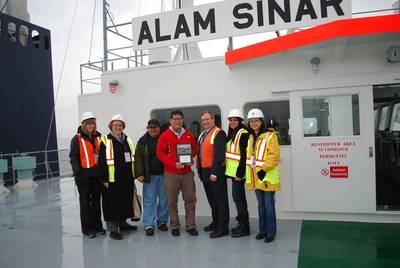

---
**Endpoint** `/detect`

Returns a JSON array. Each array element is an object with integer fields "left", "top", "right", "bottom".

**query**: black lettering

[
  {"left": 194, "top": 8, "right": 216, "bottom": 36},
  {"left": 321, "top": 0, "right": 345, "bottom": 18},
  {"left": 155, "top": 18, "right": 171, "bottom": 42},
  {"left": 233, "top": 3, "right": 254, "bottom": 29},
  {"left": 256, "top": 0, "right": 264, "bottom": 27},
  {"left": 174, "top": 14, "right": 192, "bottom": 39},
  {"left": 138, "top": 21, "right": 153, "bottom": 45},
  {"left": 268, "top": 0, "right": 291, "bottom": 25},
  {"left": 296, "top": 0, "right": 318, "bottom": 21}
]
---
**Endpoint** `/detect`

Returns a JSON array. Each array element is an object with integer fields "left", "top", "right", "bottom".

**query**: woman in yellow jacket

[{"left": 246, "top": 108, "right": 280, "bottom": 243}]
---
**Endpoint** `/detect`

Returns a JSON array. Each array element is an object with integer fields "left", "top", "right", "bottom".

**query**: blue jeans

[
  {"left": 142, "top": 175, "right": 169, "bottom": 230},
  {"left": 255, "top": 190, "right": 276, "bottom": 237}
]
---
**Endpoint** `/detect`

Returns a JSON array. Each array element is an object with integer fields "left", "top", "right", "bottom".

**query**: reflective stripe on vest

[
  {"left": 245, "top": 132, "right": 280, "bottom": 185},
  {"left": 225, "top": 128, "right": 247, "bottom": 177},
  {"left": 199, "top": 127, "right": 220, "bottom": 168},
  {"left": 101, "top": 135, "right": 135, "bottom": 183},
  {"left": 77, "top": 134, "right": 100, "bottom": 169}
]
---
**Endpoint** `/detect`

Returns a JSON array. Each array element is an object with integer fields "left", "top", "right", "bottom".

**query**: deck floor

[{"left": 0, "top": 177, "right": 301, "bottom": 268}]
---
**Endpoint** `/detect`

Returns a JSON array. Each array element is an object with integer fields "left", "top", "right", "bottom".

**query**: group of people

[{"left": 69, "top": 108, "right": 281, "bottom": 243}]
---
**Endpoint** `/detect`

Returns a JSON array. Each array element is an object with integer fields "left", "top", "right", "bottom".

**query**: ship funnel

[{"left": 0, "top": 0, "right": 30, "bottom": 21}]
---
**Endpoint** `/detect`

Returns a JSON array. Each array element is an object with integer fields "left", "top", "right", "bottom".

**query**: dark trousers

[
  {"left": 201, "top": 169, "right": 229, "bottom": 232},
  {"left": 231, "top": 179, "right": 249, "bottom": 224},
  {"left": 76, "top": 176, "right": 103, "bottom": 234}
]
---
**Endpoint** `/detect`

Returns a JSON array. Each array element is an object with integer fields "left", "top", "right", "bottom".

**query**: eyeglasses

[{"left": 112, "top": 124, "right": 124, "bottom": 127}]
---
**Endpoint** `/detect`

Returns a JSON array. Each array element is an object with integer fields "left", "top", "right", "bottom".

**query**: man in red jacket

[{"left": 156, "top": 110, "right": 198, "bottom": 237}]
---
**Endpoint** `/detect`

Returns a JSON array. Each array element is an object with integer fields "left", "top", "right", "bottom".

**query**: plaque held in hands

[{"left": 176, "top": 143, "right": 192, "bottom": 164}]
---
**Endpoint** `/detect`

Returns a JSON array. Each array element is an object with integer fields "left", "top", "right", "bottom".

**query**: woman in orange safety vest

[{"left": 69, "top": 112, "right": 105, "bottom": 238}]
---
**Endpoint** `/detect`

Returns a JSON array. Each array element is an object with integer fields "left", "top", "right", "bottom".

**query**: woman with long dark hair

[
  {"left": 225, "top": 109, "right": 250, "bottom": 237},
  {"left": 245, "top": 108, "right": 281, "bottom": 243}
]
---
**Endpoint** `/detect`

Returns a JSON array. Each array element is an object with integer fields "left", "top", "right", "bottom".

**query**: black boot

[
  {"left": 231, "top": 221, "right": 241, "bottom": 235},
  {"left": 231, "top": 222, "right": 250, "bottom": 238}
]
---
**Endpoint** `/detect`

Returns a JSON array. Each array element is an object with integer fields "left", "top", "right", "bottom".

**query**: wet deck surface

[{"left": 0, "top": 177, "right": 301, "bottom": 268}]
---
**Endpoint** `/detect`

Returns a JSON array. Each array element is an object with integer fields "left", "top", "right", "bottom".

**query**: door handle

[{"left": 369, "top": 147, "right": 374, "bottom": 158}]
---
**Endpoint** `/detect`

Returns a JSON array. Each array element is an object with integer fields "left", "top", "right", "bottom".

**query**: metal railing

[
  {"left": 80, "top": 51, "right": 149, "bottom": 94},
  {"left": 0, "top": 149, "right": 72, "bottom": 185}
]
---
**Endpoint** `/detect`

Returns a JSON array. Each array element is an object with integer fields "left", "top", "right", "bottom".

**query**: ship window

[
  {"left": 302, "top": 95, "right": 360, "bottom": 137},
  {"left": 374, "top": 108, "right": 379, "bottom": 131},
  {"left": 44, "top": 35, "right": 49, "bottom": 50},
  {"left": 379, "top": 106, "right": 389, "bottom": 131},
  {"left": 151, "top": 105, "right": 221, "bottom": 140},
  {"left": 390, "top": 103, "right": 400, "bottom": 131},
  {"left": 32, "top": 30, "right": 40, "bottom": 48},
  {"left": 244, "top": 100, "right": 291, "bottom": 145},
  {"left": 19, "top": 25, "right": 28, "bottom": 47},
  {"left": 8, "top": 22, "right": 16, "bottom": 42}
]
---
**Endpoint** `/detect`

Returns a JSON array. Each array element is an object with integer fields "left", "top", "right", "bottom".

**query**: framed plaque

[{"left": 176, "top": 143, "right": 193, "bottom": 164}]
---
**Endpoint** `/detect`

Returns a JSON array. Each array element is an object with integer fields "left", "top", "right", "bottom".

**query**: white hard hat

[
  {"left": 247, "top": 108, "right": 264, "bottom": 120},
  {"left": 109, "top": 114, "right": 124, "bottom": 124},
  {"left": 228, "top": 109, "right": 243, "bottom": 119},
  {"left": 81, "top": 112, "right": 96, "bottom": 123}
]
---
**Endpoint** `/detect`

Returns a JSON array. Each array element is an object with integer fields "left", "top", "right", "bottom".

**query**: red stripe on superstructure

[{"left": 225, "top": 14, "right": 400, "bottom": 65}]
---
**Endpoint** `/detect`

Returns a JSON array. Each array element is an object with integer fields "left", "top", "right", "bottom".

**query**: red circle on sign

[{"left": 321, "top": 168, "right": 329, "bottom": 176}]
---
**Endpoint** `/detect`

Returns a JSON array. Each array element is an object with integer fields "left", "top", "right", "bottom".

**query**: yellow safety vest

[
  {"left": 101, "top": 135, "right": 135, "bottom": 182},
  {"left": 245, "top": 132, "right": 280, "bottom": 191},
  {"left": 225, "top": 128, "right": 248, "bottom": 177}
]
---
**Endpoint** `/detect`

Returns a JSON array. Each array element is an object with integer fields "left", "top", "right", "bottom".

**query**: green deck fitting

[
  {"left": 12, "top": 156, "right": 36, "bottom": 180},
  {"left": 298, "top": 220, "right": 400, "bottom": 268},
  {"left": 0, "top": 159, "right": 7, "bottom": 180}
]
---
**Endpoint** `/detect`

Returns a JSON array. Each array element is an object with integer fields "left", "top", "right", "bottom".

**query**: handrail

[{"left": 0, "top": 149, "right": 73, "bottom": 185}]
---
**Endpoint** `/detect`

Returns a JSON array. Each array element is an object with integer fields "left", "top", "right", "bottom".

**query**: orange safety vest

[
  {"left": 198, "top": 127, "right": 221, "bottom": 168},
  {"left": 77, "top": 133, "right": 100, "bottom": 169}
]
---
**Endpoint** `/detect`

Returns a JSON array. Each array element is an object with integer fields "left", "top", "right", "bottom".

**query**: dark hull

[{"left": 0, "top": 14, "right": 59, "bottom": 183}]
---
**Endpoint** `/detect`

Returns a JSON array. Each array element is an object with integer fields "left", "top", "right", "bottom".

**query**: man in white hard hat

[
  {"left": 69, "top": 112, "right": 105, "bottom": 238},
  {"left": 225, "top": 109, "right": 250, "bottom": 237}
]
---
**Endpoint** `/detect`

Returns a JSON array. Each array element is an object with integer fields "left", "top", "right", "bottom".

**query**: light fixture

[
  {"left": 387, "top": 46, "right": 400, "bottom": 64},
  {"left": 108, "top": 79, "right": 119, "bottom": 94},
  {"left": 310, "top": 57, "right": 321, "bottom": 73}
]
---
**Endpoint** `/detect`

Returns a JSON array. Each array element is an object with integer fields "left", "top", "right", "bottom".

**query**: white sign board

[{"left": 132, "top": 0, "right": 352, "bottom": 50}]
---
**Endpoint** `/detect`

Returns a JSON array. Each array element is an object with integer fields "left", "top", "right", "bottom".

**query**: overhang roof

[{"left": 225, "top": 14, "right": 400, "bottom": 65}]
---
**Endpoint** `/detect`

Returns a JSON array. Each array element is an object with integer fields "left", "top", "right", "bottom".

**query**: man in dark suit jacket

[{"left": 197, "top": 111, "right": 229, "bottom": 238}]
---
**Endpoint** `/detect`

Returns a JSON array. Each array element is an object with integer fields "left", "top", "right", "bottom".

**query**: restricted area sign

[{"left": 330, "top": 166, "right": 349, "bottom": 179}]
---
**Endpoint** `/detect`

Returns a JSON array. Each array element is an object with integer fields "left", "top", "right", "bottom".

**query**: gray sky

[{"left": 27, "top": 0, "right": 396, "bottom": 148}]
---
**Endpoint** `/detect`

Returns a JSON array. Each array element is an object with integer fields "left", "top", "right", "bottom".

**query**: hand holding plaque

[{"left": 176, "top": 143, "right": 193, "bottom": 164}]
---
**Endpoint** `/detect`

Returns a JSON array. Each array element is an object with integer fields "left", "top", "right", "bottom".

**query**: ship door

[{"left": 289, "top": 86, "right": 376, "bottom": 213}]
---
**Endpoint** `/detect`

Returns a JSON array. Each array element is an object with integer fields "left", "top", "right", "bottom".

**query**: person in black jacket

[
  {"left": 98, "top": 114, "right": 137, "bottom": 240},
  {"left": 69, "top": 112, "right": 105, "bottom": 238},
  {"left": 197, "top": 111, "right": 229, "bottom": 238},
  {"left": 225, "top": 109, "right": 250, "bottom": 237},
  {"left": 135, "top": 119, "right": 168, "bottom": 236}
]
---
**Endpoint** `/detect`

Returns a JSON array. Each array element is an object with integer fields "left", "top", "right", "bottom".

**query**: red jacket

[{"left": 156, "top": 128, "right": 197, "bottom": 174}]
